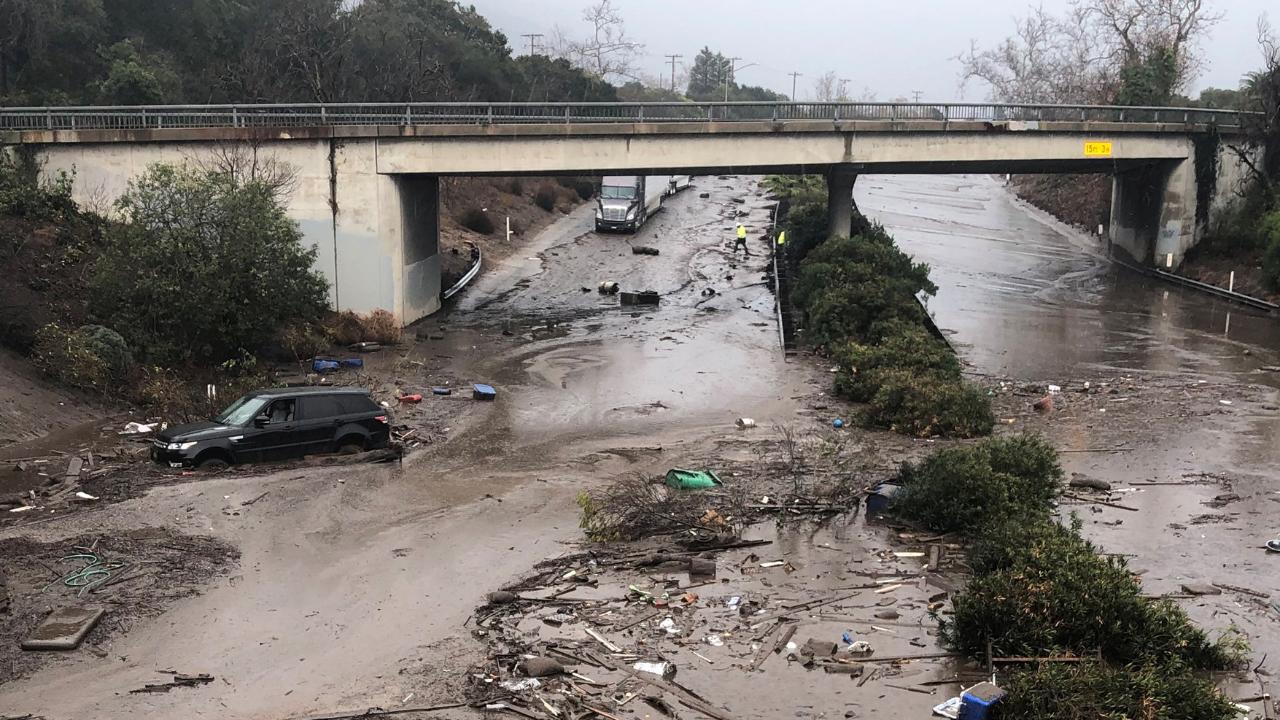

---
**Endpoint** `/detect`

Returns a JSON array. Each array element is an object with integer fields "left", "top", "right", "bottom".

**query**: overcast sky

[{"left": 471, "top": 0, "right": 1272, "bottom": 101}]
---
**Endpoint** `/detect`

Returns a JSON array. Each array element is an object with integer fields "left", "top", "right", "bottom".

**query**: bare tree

[
  {"left": 192, "top": 141, "right": 299, "bottom": 202},
  {"left": 550, "top": 0, "right": 644, "bottom": 82},
  {"left": 959, "top": 0, "right": 1221, "bottom": 104},
  {"left": 812, "top": 72, "right": 850, "bottom": 102},
  {"left": 1081, "top": 0, "right": 1222, "bottom": 89}
]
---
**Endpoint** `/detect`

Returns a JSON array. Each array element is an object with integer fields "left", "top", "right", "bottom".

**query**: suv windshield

[
  {"left": 601, "top": 185, "right": 636, "bottom": 200},
  {"left": 215, "top": 396, "right": 269, "bottom": 426}
]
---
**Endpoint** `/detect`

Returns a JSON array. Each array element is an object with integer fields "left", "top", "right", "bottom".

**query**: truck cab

[{"left": 596, "top": 176, "right": 647, "bottom": 232}]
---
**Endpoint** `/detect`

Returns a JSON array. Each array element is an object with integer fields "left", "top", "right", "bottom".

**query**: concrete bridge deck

[{"left": 1, "top": 102, "right": 1258, "bottom": 323}]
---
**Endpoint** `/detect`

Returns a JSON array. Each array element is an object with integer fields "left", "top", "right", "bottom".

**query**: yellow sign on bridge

[{"left": 1084, "top": 141, "right": 1113, "bottom": 157}]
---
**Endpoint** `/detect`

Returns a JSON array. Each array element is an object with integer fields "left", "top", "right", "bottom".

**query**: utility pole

[
  {"left": 521, "top": 33, "right": 544, "bottom": 57},
  {"left": 664, "top": 54, "right": 683, "bottom": 92},
  {"left": 911, "top": 89, "right": 923, "bottom": 103},
  {"left": 724, "top": 56, "right": 741, "bottom": 103},
  {"left": 788, "top": 71, "right": 802, "bottom": 101}
]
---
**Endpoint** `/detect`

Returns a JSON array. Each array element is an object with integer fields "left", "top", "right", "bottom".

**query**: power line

[
  {"left": 911, "top": 89, "right": 923, "bottom": 103},
  {"left": 788, "top": 71, "right": 803, "bottom": 101},
  {"left": 664, "top": 54, "right": 683, "bottom": 92},
  {"left": 724, "top": 57, "right": 742, "bottom": 102},
  {"left": 521, "top": 33, "right": 543, "bottom": 56}
]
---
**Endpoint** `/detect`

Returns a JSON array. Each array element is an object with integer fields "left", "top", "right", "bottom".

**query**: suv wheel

[
  {"left": 198, "top": 456, "right": 230, "bottom": 471},
  {"left": 337, "top": 436, "right": 366, "bottom": 455}
]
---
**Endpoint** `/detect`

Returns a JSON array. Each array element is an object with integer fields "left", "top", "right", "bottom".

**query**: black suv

[{"left": 151, "top": 387, "right": 391, "bottom": 470}]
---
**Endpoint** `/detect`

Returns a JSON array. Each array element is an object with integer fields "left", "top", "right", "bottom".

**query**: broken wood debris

[{"left": 129, "top": 672, "right": 214, "bottom": 693}]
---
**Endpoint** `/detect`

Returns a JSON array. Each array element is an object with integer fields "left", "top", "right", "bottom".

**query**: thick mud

[{"left": 1, "top": 173, "right": 1277, "bottom": 720}]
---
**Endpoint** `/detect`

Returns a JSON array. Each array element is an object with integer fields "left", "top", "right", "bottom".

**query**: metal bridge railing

[{"left": 0, "top": 102, "right": 1256, "bottom": 132}]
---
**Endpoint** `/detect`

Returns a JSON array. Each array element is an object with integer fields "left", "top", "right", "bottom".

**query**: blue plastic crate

[{"left": 959, "top": 682, "right": 1005, "bottom": 720}]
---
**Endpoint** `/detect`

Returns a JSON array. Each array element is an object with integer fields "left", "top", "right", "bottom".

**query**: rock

[
  {"left": 873, "top": 609, "right": 900, "bottom": 620},
  {"left": 1180, "top": 583, "right": 1222, "bottom": 596},
  {"left": 1033, "top": 395, "right": 1054, "bottom": 412},
  {"left": 1068, "top": 475, "right": 1111, "bottom": 491},
  {"left": 731, "top": 197, "right": 746, "bottom": 204},
  {"left": 698, "top": 192, "right": 710, "bottom": 199},
  {"left": 488, "top": 590, "right": 518, "bottom": 605},
  {"left": 519, "top": 657, "right": 565, "bottom": 678}
]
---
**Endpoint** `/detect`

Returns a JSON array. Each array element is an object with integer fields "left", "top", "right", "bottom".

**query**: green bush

[
  {"left": 865, "top": 370, "right": 994, "bottom": 438},
  {"left": 833, "top": 324, "right": 961, "bottom": 402},
  {"left": 75, "top": 324, "right": 132, "bottom": 378},
  {"left": 504, "top": 177, "right": 524, "bottom": 195},
  {"left": 30, "top": 323, "right": 130, "bottom": 392},
  {"left": 458, "top": 207, "right": 495, "bottom": 234},
  {"left": 892, "top": 434, "right": 1061, "bottom": 532},
  {"left": 763, "top": 174, "right": 825, "bottom": 204},
  {"left": 89, "top": 164, "right": 329, "bottom": 366},
  {"left": 0, "top": 151, "right": 78, "bottom": 222},
  {"left": 791, "top": 230, "right": 936, "bottom": 348},
  {"left": 995, "top": 662, "right": 1240, "bottom": 720},
  {"left": 534, "top": 185, "right": 558, "bottom": 211},
  {"left": 944, "top": 517, "right": 1243, "bottom": 669},
  {"left": 781, "top": 200, "right": 829, "bottom": 266}
]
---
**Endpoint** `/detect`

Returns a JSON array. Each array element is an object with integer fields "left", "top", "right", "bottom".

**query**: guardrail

[{"left": 0, "top": 102, "right": 1259, "bottom": 132}]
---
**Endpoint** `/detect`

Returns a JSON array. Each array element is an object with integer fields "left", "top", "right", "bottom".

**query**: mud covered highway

[{"left": 2, "top": 173, "right": 1279, "bottom": 720}]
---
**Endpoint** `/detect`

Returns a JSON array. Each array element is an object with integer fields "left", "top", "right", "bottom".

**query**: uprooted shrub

[
  {"left": 833, "top": 324, "right": 961, "bottom": 402},
  {"left": 31, "top": 323, "right": 131, "bottom": 392},
  {"left": 577, "top": 474, "right": 746, "bottom": 542},
  {"left": 458, "top": 207, "right": 495, "bottom": 235},
  {"left": 995, "top": 662, "right": 1240, "bottom": 720},
  {"left": 361, "top": 309, "right": 402, "bottom": 344},
  {"left": 31, "top": 323, "right": 110, "bottom": 392},
  {"left": 892, "top": 434, "right": 1062, "bottom": 533},
  {"left": 945, "top": 516, "right": 1245, "bottom": 669},
  {"left": 865, "top": 370, "right": 995, "bottom": 438},
  {"left": 534, "top": 185, "right": 558, "bottom": 211},
  {"left": 323, "top": 309, "right": 402, "bottom": 346}
]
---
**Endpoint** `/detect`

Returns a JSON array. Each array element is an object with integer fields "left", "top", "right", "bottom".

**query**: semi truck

[{"left": 594, "top": 175, "right": 691, "bottom": 233}]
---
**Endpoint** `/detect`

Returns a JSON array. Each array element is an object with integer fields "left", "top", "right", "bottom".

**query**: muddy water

[
  {"left": 858, "top": 174, "right": 1280, "bottom": 382},
  {"left": 862, "top": 174, "right": 1280, "bottom": 683}
]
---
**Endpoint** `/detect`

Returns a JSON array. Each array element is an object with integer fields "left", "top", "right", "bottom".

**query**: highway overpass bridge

[{"left": 0, "top": 102, "right": 1258, "bottom": 323}]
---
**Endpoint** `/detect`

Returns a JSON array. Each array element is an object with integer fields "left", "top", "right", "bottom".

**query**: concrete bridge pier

[
  {"left": 826, "top": 164, "right": 858, "bottom": 238},
  {"left": 1109, "top": 159, "right": 1196, "bottom": 268}
]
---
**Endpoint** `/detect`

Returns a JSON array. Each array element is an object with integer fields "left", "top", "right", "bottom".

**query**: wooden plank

[{"left": 21, "top": 607, "right": 105, "bottom": 650}]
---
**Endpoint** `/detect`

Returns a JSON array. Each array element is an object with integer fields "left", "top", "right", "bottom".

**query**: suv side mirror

[{"left": 253, "top": 414, "right": 270, "bottom": 427}]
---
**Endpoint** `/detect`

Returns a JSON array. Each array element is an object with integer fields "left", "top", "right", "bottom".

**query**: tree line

[{"left": 0, "top": 0, "right": 622, "bottom": 105}]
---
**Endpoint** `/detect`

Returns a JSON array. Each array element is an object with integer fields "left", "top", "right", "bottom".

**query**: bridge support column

[
  {"left": 826, "top": 164, "right": 858, "bottom": 239},
  {"left": 329, "top": 140, "right": 441, "bottom": 324},
  {"left": 1109, "top": 159, "right": 1197, "bottom": 269}
]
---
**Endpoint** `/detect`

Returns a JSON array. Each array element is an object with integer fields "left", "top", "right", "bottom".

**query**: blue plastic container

[
  {"left": 339, "top": 357, "right": 364, "bottom": 368},
  {"left": 312, "top": 359, "right": 340, "bottom": 373},
  {"left": 958, "top": 682, "right": 1005, "bottom": 720},
  {"left": 431, "top": 387, "right": 452, "bottom": 396},
  {"left": 473, "top": 383, "right": 497, "bottom": 401}
]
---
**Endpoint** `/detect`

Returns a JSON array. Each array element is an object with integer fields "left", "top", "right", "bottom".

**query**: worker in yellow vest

[
  {"left": 734, "top": 223, "right": 750, "bottom": 256},
  {"left": 776, "top": 230, "right": 786, "bottom": 248}
]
